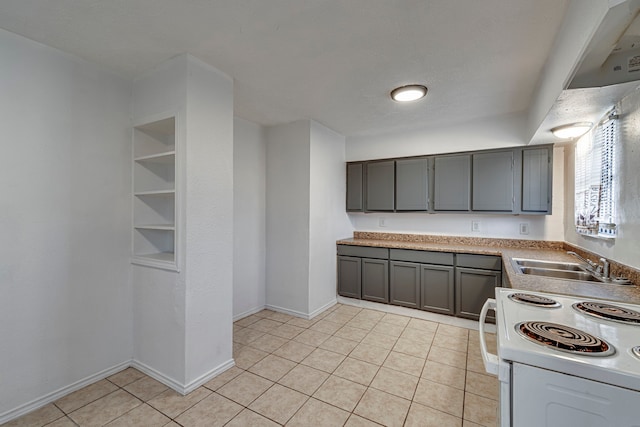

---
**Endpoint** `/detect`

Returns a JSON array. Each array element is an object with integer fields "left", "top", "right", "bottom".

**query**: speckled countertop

[{"left": 337, "top": 233, "right": 640, "bottom": 304}]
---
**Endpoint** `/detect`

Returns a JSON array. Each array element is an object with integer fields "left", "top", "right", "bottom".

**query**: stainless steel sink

[
  {"left": 513, "top": 259, "right": 583, "bottom": 271},
  {"left": 518, "top": 266, "right": 602, "bottom": 282},
  {"left": 511, "top": 258, "right": 633, "bottom": 285}
]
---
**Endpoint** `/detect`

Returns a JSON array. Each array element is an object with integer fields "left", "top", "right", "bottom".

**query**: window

[{"left": 574, "top": 112, "right": 617, "bottom": 237}]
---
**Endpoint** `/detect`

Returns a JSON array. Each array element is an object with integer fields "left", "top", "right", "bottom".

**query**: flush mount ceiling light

[
  {"left": 390, "top": 84, "right": 428, "bottom": 102},
  {"left": 550, "top": 122, "right": 593, "bottom": 139}
]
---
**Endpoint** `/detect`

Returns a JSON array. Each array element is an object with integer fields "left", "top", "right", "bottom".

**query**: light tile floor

[{"left": 5, "top": 303, "right": 499, "bottom": 427}]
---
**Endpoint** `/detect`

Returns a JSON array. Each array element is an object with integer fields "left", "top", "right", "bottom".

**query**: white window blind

[{"left": 574, "top": 114, "right": 617, "bottom": 237}]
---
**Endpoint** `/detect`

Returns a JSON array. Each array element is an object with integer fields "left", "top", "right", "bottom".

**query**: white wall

[
  {"left": 265, "top": 121, "right": 311, "bottom": 316},
  {"left": 308, "top": 121, "right": 354, "bottom": 315},
  {"left": 183, "top": 57, "right": 234, "bottom": 387},
  {"left": 564, "top": 87, "right": 640, "bottom": 269},
  {"left": 233, "top": 118, "right": 267, "bottom": 319},
  {"left": 0, "top": 29, "right": 132, "bottom": 419},
  {"left": 346, "top": 116, "right": 565, "bottom": 241}
]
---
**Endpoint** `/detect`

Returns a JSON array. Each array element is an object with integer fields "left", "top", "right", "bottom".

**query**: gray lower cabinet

[
  {"left": 362, "top": 258, "right": 389, "bottom": 303},
  {"left": 434, "top": 154, "right": 471, "bottom": 211},
  {"left": 389, "top": 261, "right": 420, "bottom": 308},
  {"left": 366, "top": 160, "right": 395, "bottom": 211},
  {"left": 455, "top": 267, "right": 501, "bottom": 321},
  {"left": 337, "top": 256, "right": 361, "bottom": 298},
  {"left": 421, "top": 264, "right": 455, "bottom": 315},
  {"left": 472, "top": 150, "right": 514, "bottom": 212}
]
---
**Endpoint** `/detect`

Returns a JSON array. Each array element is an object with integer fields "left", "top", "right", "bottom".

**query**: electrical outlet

[
  {"left": 379, "top": 217, "right": 387, "bottom": 227},
  {"left": 471, "top": 221, "right": 480, "bottom": 232},
  {"left": 520, "top": 223, "right": 530, "bottom": 235}
]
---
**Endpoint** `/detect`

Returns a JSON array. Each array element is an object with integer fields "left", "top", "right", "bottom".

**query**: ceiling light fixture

[
  {"left": 550, "top": 122, "right": 593, "bottom": 139},
  {"left": 390, "top": 84, "right": 428, "bottom": 102}
]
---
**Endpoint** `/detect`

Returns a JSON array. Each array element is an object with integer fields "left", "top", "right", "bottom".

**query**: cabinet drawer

[
  {"left": 390, "top": 249, "right": 453, "bottom": 266},
  {"left": 337, "top": 245, "right": 389, "bottom": 259},
  {"left": 456, "top": 253, "right": 502, "bottom": 271}
]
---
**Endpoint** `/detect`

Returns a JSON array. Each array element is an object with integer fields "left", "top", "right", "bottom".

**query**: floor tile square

[
  {"left": 334, "top": 325, "right": 368, "bottom": 342},
  {"left": 380, "top": 313, "right": 411, "bottom": 327},
  {"left": 437, "top": 324, "right": 469, "bottom": 339},
  {"left": 55, "top": 379, "right": 118, "bottom": 413},
  {"left": 107, "top": 368, "right": 146, "bottom": 387},
  {"left": 233, "top": 327, "right": 265, "bottom": 345},
  {"left": 353, "top": 388, "right": 410, "bottom": 427},
  {"left": 249, "top": 354, "right": 297, "bottom": 381},
  {"left": 323, "top": 311, "right": 355, "bottom": 325},
  {"left": 312, "top": 375, "right": 366, "bottom": 412},
  {"left": 319, "top": 335, "right": 359, "bottom": 355},
  {"left": 234, "top": 345, "right": 269, "bottom": 369},
  {"left": 344, "top": 414, "right": 381, "bottom": 426},
  {"left": 428, "top": 345, "right": 467, "bottom": 369},
  {"left": 433, "top": 333, "right": 469, "bottom": 352},
  {"left": 301, "top": 348, "right": 346, "bottom": 373},
  {"left": 265, "top": 311, "right": 295, "bottom": 323},
  {"left": 405, "top": 402, "right": 462, "bottom": 427},
  {"left": 3, "top": 404, "right": 64, "bottom": 427},
  {"left": 104, "top": 403, "right": 170, "bottom": 426},
  {"left": 234, "top": 314, "right": 261, "bottom": 327},
  {"left": 147, "top": 387, "right": 211, "bottom": 418},
  {"left": 465, "top": 371, "right": 499, "bottom": 400},
  {"left": 463, "top": 392, "right": 498, "bottom": 427},
  {"left": 68, "top": 390, "right": 142, "bottom": 426},
  {"left": 349, "top": 342, "right": 390, "bottom": 365},
  {"left": 286, "top": 397, "right": 350, "bottom": 427},
  {"left": 414, "top": 378, "right": 464, "bottom": 417},
  {"left": 42, "top": 416, "right": 76, "bottom": 427},
  {"left": 248, "top": 318, "right": 284, "bottom": 333},
  {"left": 422, "top": 360, "right": 466, "bottom": 389},
  {"left": 269, "top": 323, "right": 305, "bottom": 339},
  {"left": 400, "top": 327, "right": 435, "bottom": 344},
  {"left": 372, "top": 321, "right": 405, "bottom": 337},
  {"left": 278, "top": 364, "right": 329, "bottom": 395},
  {"left": 406, "top": 318, "right": 439, "bottom": 332},
  {"left": 248, "top": 384, "right": 308, "bottom": 424},
  {"left": 286, "top": 317, "right": 318, "bottom": 328},
  {"left": 123, "top": 376, "right": 168, "bottom": 402},
  {"left": 246, "top": 333, "right": 289, "bottom": 353},
  {"left": 294, "top": 329, "right": 331, "bottom": 346},
  {"left": 333, "top": 357, "right": 379, "bottom": 386},
  {"left": 224, "top": 408, "right": 279, "bottom": 427},
  {"left": 217, "top": 371, "right": 274, "bottom": 406},
  {"left": 272, "top": 340, "right": 316, "bottom": 362},
  {"left": 202, "top": 366, "right": 244, "bottom": 391},
  {"left": 345, "top": 317, "right": 378, "bottom": 331},
  {"left": 393, "top": 337, "right": 431, "bottom": 358},
  {"left": 370, "top": 366, "right": 419, "bottom": 400},
  {"left": 383, "top": 351, "right": 425, "bottom": 377},
  {"left": 174, "top": 393, "right": 242, "bottom": 427},
  {"left": 360, "top": 331, "right": 398, "bottom": 350},
  {"left": 309, "top": 319, "right": 343, "bottom": 335}
]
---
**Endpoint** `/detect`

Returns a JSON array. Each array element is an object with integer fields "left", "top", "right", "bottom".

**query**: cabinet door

[
  {"left": 421, "top": 264, "right": 455, "bottom": 315},
  {"left": 522, "top": 147, "right": 552, "bottom": 213},
  {"left": 389, "top": 261, "right": 420, "bottom": 308},
  {"left": 472, "top": 150, "right": 514, "bottom": 211},
  {"left": 434, "top": 154, "right": 470, "bottom": 211},
  {"left": 362, "top": 258, "right": 389, "bottom": 303},
  {"left": 455, "top": 267, "right": 501, "bottom": 321},
  {"left": 346, "top": 163, "right": 364, "bottom": 211},
  {"left": 366, "top": 161, "right": 395, "bottom": 211},
  {"left": 395, "top": 158, "right": 429, "bottom": 211},
  {"left": 337, "top": 256, "right": 361, "bottom": 299}
]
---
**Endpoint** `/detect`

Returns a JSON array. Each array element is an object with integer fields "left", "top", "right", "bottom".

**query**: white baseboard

[
  {"left": 0, "top": 360, "right": 130, "bottom": 425},
  {"left": 264, "top": 303, "right": 311, "bottom": 320},
  {"left": 233, "top": 305, "right": 266, "bottom": 321},
  {"left": 131, "top": 358, "right": 236, "bottom": 395},
  {"left": 309, "top": 299, "right": 337, "bottom": 319}
]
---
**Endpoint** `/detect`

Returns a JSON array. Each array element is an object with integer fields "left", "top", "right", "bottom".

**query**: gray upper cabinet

[
  {"left": 346, "top": 163, "right": 364, "bottom": 211},
  {"left": 472, "top": 150, "right": 514, "bottom": 212},
  {"left": 395, "top": 158, "right": 429, "bottom": 211},
  {"left": 366, "top": 160, "right": 395, "bottom": 211},
  {"left": 522, "top": 147, "right": 552, "bottom": 213},
  {"left": 434, "top": 154, "right": 471, "bottom": 211}
]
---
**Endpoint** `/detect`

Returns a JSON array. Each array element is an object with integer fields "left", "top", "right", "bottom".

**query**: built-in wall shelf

[{"left": 132, "top": 115, "right": 178, "bottom": 271}]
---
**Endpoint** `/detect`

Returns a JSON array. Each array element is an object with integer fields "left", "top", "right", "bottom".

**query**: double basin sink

[{"left": 512, "top": 258, "right": 632, "bottom": 285}]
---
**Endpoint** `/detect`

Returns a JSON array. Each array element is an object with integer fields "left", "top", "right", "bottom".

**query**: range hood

[{"left": 570, "top": 0, "right": 640, "bottom": 88}]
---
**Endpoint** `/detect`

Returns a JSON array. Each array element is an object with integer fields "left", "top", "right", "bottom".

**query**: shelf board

[
  {"left": 136, "top": 252, "right": 174, "bottom": 262},
  {"left": 134, "top": 189, "right": 175, "bottom": 197},
  {"left": 134, "top": 151, "right": 176, "bottom": 163},
  {"left": 131, "top": 252, "right": 178, "bottom": 272},
  {"left": 134, "top": 224, "right": 175, "bottom": 231}
]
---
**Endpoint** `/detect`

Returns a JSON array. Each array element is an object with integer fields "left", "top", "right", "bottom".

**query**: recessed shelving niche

[{"left": 132, "top": 116, "right": 178, "bottom": 270}]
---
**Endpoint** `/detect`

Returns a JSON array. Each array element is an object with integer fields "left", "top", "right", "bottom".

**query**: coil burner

[
  {"left": 633, "top": 346, "right": 640, "bottom": 360},
  {"left": 508, "top": 293, "right": 561, "bottom": 308},
  {"left": 516, "top": 321, "right": 615, "bottom": 357},
  {"left": 573, "top": 302, "right": 640, "bottom": 325}
]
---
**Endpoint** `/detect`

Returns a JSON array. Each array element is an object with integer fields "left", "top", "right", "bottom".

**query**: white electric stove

[{"left": 480, "top": 288, "right": 640, "bottom": 427}]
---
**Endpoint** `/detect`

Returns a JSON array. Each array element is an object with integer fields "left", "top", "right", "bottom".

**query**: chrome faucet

[
  {"left": 599, "top": 258, "right": 610, "bottom": 279},
  {"left": 567, "top": 251, "right": 598, "bottom": 272}
]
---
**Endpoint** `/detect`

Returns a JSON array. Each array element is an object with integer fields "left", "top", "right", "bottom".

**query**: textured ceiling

[{"left": 0, "top": 0, "right": 569, "bottom": 137}]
